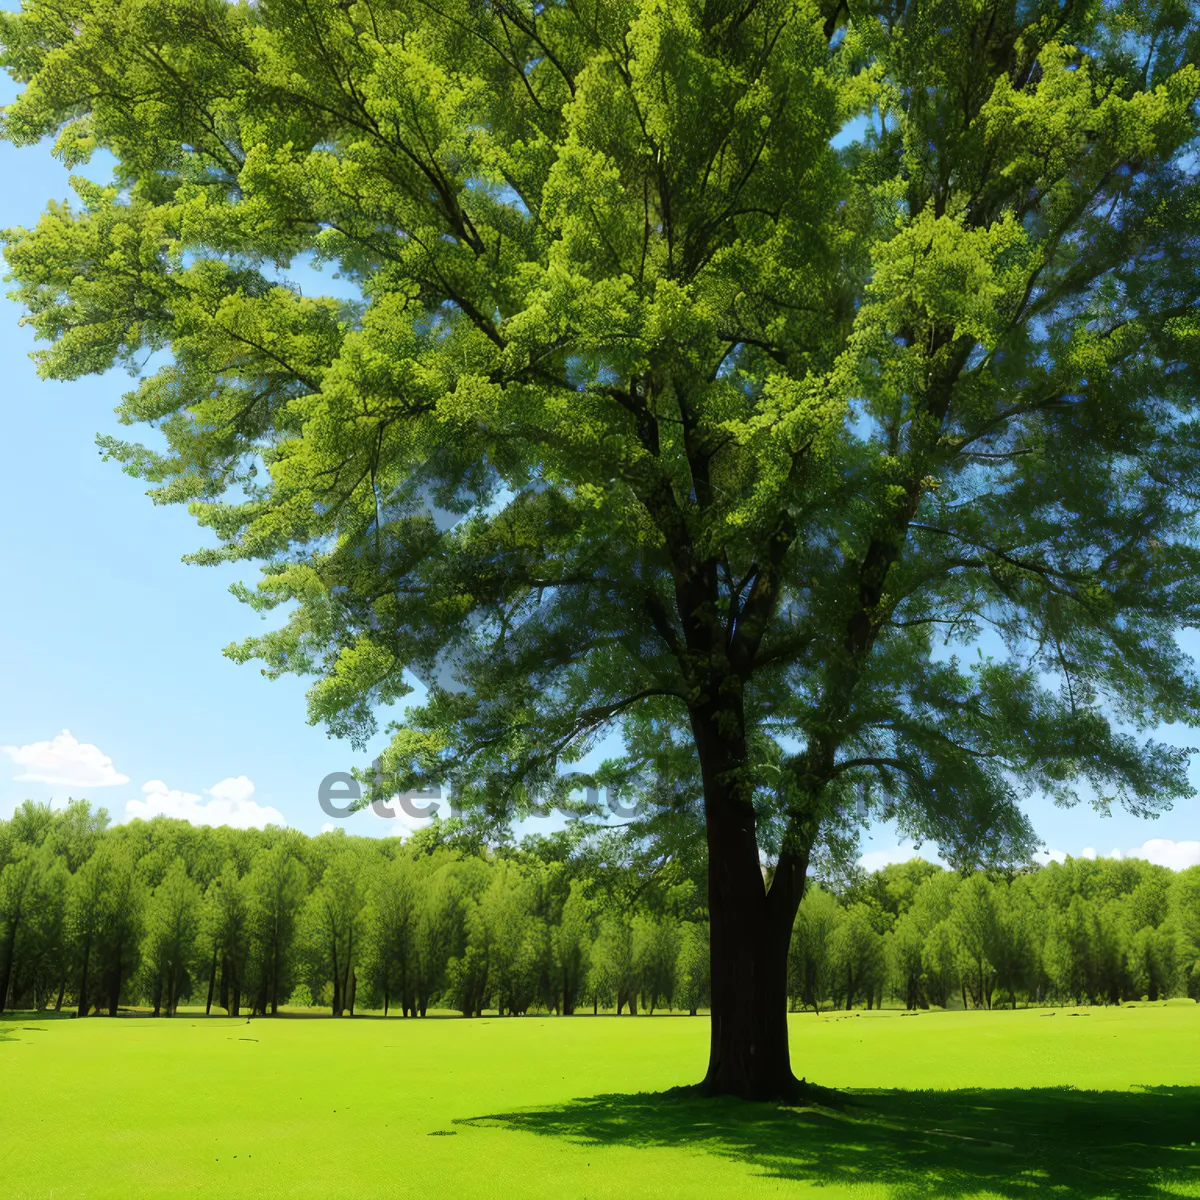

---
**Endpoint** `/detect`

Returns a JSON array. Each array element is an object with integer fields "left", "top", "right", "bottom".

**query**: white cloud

[
  {"left": 1034, "top": 848, "right": 1068, "bottom": 865},
  {"left": 0, "top": 729, "right": 129, "bottom": 788},
  {"left": 206, "top": 775, "right": 255, "bottom": 806},
  {"left": 377, "top": 796, "right": 436, "bottom": 834},
  {"left": 124, "top": 777, "right": 286, "bottom": 830},
  {"left": 858, "top": 842, "right": 941, "bottom": 872},
  {"left": 1032, "top": 842, "right": 1199, "bottom": 870},
  {"left": 321, "top": 822, "right": 336, "bottom": 834},
  {"left": 1125, "top": 839, "right": 1200, "bottom": 871}
]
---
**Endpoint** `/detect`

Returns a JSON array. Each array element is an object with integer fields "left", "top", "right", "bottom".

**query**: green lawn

[{"left": 3, "top": 1004, "right": 1198, "bottom": 1198}]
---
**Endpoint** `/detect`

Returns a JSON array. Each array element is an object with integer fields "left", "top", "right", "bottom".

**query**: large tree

[{"left": 3, "top": 0, "right": 1200, "bottom": 1096}]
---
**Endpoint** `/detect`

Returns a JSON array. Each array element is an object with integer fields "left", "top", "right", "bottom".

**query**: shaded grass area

[{"left": 463, "top": 1084, "right": 1200, "bottom": 1198}]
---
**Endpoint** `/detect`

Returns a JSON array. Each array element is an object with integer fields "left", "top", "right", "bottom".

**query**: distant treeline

[
  {"left": 795, "top": 857, "right": 1200, "bottom": 1011},
  {"left": 0, "top": 800, "right": 707, "bottom": 1018},
  {"left": 1, "top": 800, "right": 1198, "bottom": 1018}
]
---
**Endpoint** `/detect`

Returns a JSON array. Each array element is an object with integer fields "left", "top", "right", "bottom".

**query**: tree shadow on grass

[{"left": 459, "top": 1086, "right": 1200, "bottom": 1198}]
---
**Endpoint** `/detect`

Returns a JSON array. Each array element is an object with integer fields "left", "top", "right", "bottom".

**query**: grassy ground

[{"left": 2, "top": 1003, "right": 1198, "bottom": 1199}]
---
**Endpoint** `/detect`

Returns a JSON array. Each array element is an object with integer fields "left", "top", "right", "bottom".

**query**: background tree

[
  {"left": 478, "top": 860, "right": 542, "bottom": 1017},
  {"left": 1173, "top": 866, "right": 1200, "bottom": 999},
  {"left": 362, "top": 854, "right": 420, "bottom": 1017},
  {"left": 675, "top": 922, "right": 711, "bottom": 1016},
  {"left": 589, "top": 909, "right": 638, "bottom": 1016},
  {"left": 0, "top": 846, "right": 65, "bottom": 1012},
  {"left": 47, "top": 800, "right": 110, "bottom": 876},
  {"left": 303, "top": 848, "right": 368, "bottom": 1016},
  {"left": 951, "top": 874, "right": 1001, "bottom": 1010},
  {"left": 93, "top": 846, "right": 145, "bottom": 1017},
  {"left": 788, "top": 884, "right": 841, "bottom": 1012},
  {"left": 887, "top": 913, "right": 926, "bottom": 1011},
  {"left": 829, "top": 903, "right": 885, "bottom": 1011},
  {"left": 246, "top": 842, "right": 307, "bottom": 1016},
  {"left": 632, "top": 910, "right": 680, "bottom": 1014},
  {"left": 991, "top": 876, "right": 1036, "bottom": 1008},
  {"left": 0, "top": 847, "right": 40, "bottom": 1012},
  {"left": 143, "top": 858, "right": 203, "bottom": 1016},
  {"left": 554, "top": 880, "right": 594, "bottom": 1016},
  {"left": 1045, "top": 894, "right": 1100, "bottom": 1006},
  {"left": 206, "top": 862, "right": 251, "bottom": 1016},
  {"left": 921, "top": 921, "right": 960, "bottom": 1010}
]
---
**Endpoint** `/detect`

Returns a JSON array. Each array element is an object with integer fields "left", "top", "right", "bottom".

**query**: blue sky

[{"left": 0, "top": 43, "right": 1196, "bottom": 871}]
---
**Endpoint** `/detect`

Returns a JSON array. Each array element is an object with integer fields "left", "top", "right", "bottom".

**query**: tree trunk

[
  {"left": 153, "top": 975, "right": 163, "bottom": 1017},
  {"left": 76, "top": 941, "right": 91, "bottom": 1018},
  {"left": 0, "top": 926, "right": 18, "bottom": 1013},
  {"left": 205, "top": 950, "right": 217, "bottom": 1016},
  {"left": 703, "top": 884, "right": 796, "bottom": 1097},
  {"left": 107, "top": 965, "right": 121, "bottom": 1016},
  {"left": 332, "top": 943, "right": 342, "bottom": 1016},
  {"left": 696, "top": 708, "right": 807, "bottom": 1101},
  {"left": 55, "top": 977, "right": 65, "bottom": 1012}
]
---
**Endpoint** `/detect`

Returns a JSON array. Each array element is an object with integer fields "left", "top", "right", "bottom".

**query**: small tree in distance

[{"left": 3, "top": 0, "right": 1200, "bottom": 1096}]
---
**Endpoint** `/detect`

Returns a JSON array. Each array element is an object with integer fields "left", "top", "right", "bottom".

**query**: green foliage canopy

[{"left": 3, "top": 0, "right": 1199, "bottom": 864}]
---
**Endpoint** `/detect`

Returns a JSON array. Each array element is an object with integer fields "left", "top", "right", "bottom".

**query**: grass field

[{"left": 2, "top": 1003, "right": 1199, "bottom": 1199}]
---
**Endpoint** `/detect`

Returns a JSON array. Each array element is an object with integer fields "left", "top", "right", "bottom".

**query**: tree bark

[
  {"left": 205, "top": 950, "right": 217, "bottom": 1016},
  {"left": 76, "top": 941, "right": 91, "bottom": 1018},
  {"left": 107, "top": 965, "right": 121, "bottom": 1016},
  {"left": 0, "top": 925, "right": 18, "bottom": 1013},
  {"left": 696, "top": 712, "right": 806, "bottom": 1100}
]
